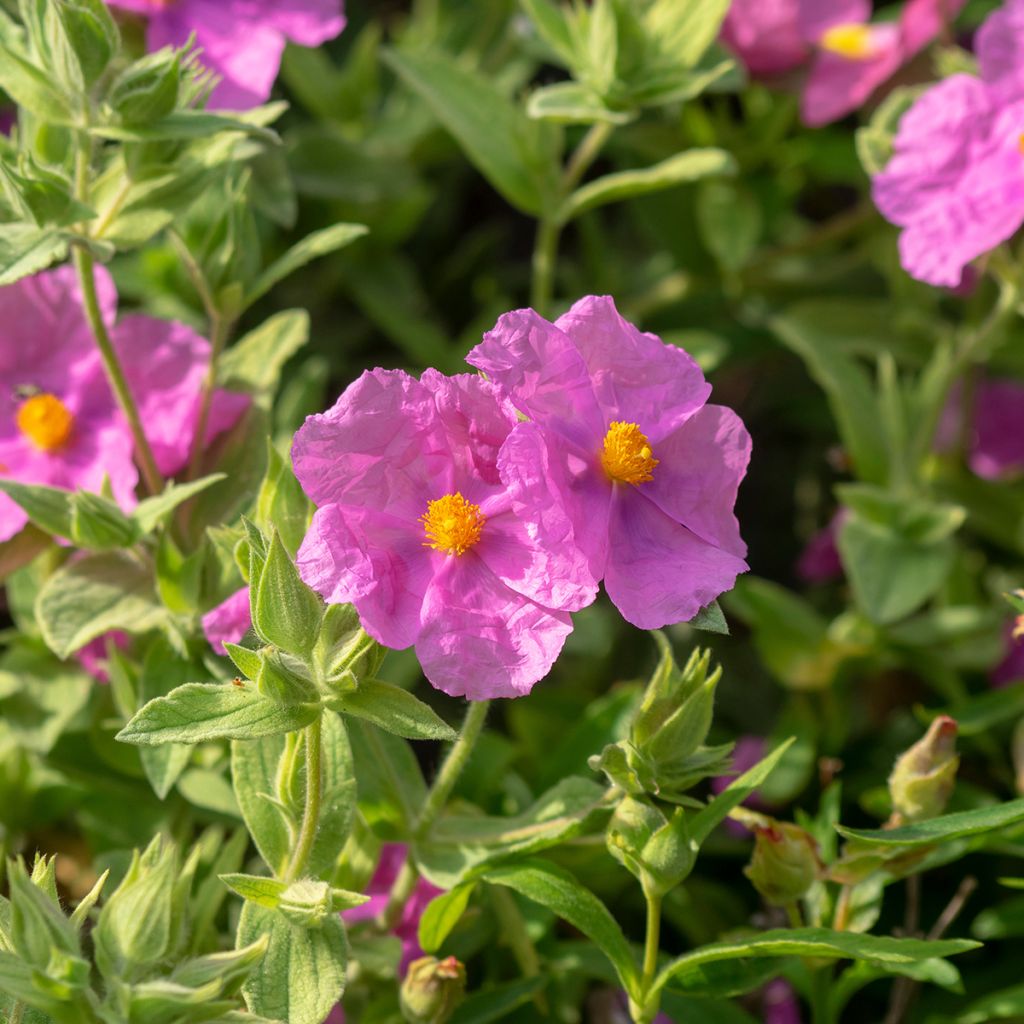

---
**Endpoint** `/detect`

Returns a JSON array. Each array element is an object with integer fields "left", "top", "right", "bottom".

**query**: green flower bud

[
  {"left": 888, "top": 716, "right": 958, "bottom": 824},
  {"left": 278, "top": 879, "right": 333, "bottom": 928},
  {"left": 316, "top": 602, "right": 385, "bottom": 694},
  {"left": 400, "top": 955, "right": 467, "bottom": 1024},
  {"left": 743, "top": 814, "right": 822, "bottom": 906},
  {"left": 107, "top": 48, "right": 181, "bottom": 126},
  {"left": 49, "top": 0, "right": 119, "bottom": 88}
]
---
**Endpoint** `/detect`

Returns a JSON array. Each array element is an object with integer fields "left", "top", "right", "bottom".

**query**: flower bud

[
  {"left": 48, "top": 0, "right": 119, "bottom": 88},
  {"left": 278, "top": 879, "right": 333, "bottom": 928},
  {"left": 107, "top": 48, "right": 181, "bottom": 125},
  {"left": 888, "top": 716, "right": 958, "bottom": 824},
  {"left": 743, "top": 814, "right": 821, "bottom": 906},
  {"left": 400, "top": 955, "right": 467, "bottom": 1024},
  {"left": 316, "top": 602, "right": 385, "bottom": 694}
]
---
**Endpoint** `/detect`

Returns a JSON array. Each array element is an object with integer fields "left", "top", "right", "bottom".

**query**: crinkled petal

[
  {"left": 604, "top": 489, "right": 748, "bottom": 630},
  {"left": 977, "top": 0, "right": 1024, "bottom": 102},
  {"left": 555, "top": 296, "right": 711, "bottom": 442},
  {"left": 796, "top": 0, "right": 870, "bottom": 42},
  {"left": 292, "top": 369, "right": 451, "bottom": 521},
  {"left": 801, "top": 32, "right": 902, "bottom": 127},
  {"left": 720, "top": 0, "right": 808, "bottom": 76},
  {"left": 416, "top": 555, "right": 572, "bottom": 699},
  {"left": 297, "top": 504, "right": 433, "bottom": 651},
  {"left": 644, "top": 404, "right": 750, "bottom": 557},
  {"left": 419, "top": 368, "right": 517, "bottom": 489},
  {"left": 496, "top": 421, "right": 609, "bottom": 588},
  {"left": 256, "top": 0, "right": 346, "bottom": 46},
  {"left": 467, "top": 308, "right": 605, "bottom": 450},
  {"left": 201, "top": 586, "right": 252, "bottom": 655}
]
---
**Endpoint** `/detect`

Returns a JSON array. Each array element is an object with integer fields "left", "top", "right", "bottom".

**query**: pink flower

[
  {"left": 872, "top": 2, "right": 1024, "bottom": 286},
  {"left": 937, "top": 378, "right": 1024, "bottom": 480},
  {"left": 76, "top": 631, "right": 130, "bottom": 682},
  {"left": 201, "top": 587, "right": 252, "bottom": 655},
  {"left": 108, "top": 0, "right": 346, "bottom": 109},
  {"left": 467, "top": 296, "right": 750, "bottom": 631},
  {"left": 796, "top": 510, "right": 846, "bottom": 584},
  {"left": 992, "top": 617, "right": 1024, "bottom": 688},
  {"left": 763, "top": 979, "right": 803, "bottom": 1024},
  {"left": 0, "top": 266, "right": 247, "bottom": 541},
  {"left": 712, "top": 735, "right": 772, "bottom": 837},
  {"left": 342, "top": 844, "right": 441, "bottom": 974},
  {"left": 292, "top": 369, "right": 593, "bottom": 699},
  {"left": 721, "top": 0, "right": 962, "bottom": 126}
]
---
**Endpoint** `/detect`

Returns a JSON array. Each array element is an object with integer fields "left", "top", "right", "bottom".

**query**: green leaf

[
  {"left": 418, "top": 777, "right": 609, "bottom": 888},
  {"left": 117, "top": 682, "right": 320, "bottom": 745},
  {"left": 560, "top": 148, "right": 735, "bottom": 223},
  {"left": 255, "top": 443, "right": 312, "bottom": 558},
  {"left": 237, "top": 902, "right": 348, "bottom": 1024},
  {"left": 690, "top": 737, "right": 795, "bottom": 845},
  {"left": 36, "top": 550, "right": 167, "bottom": 658},
  {"left": 252, "top": 531, "right": 324, "bottom": 656},
  {"left": 644, "top": 0, "right": 732, "bottom": 69},
  {"left": 526, "top": 81, "right": 634, "bottom": 125},
  {"left": 383, "top": 47, "right": 558, "bottom": 216},
  {"left": 418, "top": 883, "right": 476, "bottom": 954},
  {"left": 91, "top": 109, "right": 281, "bottom": 143},
  {"left": 771, "top": 306, "right": 890, "bottom": 485},
  {"left": 69, "top": 490, "right": 138, "bottom": 549},
  {"left": 478, "top": 857, "right": 637, "bottom": 993},
  {"left": 652, "top": 927, "right": 978, "bottom": 999},
  {"left": 245, "top": 223, "right": 367, "bottom": 307},
  {"left": 0, "top": 480, "right": 73, "bottom": 538},
  {"left": 348, "top": 719, "right": 428, "bottom": 834},
  {"left": 133, "top": 475, "right": 227, "bottom": 534},
  {"left": 449, "top": 976, "right": 548, "bottom": 1023},
  {"left": 837, "top": 798, "right": 1024, "bottom": 848},
  {"left": 328, "top": 679, "right": 456, "bottom": 741},
  {"left": 519, "top": 0, "right": 577, "bottom": 67},
  {"left": 688, "top": 600, "right": 728, "bottom": 635},
  {"left": 0, "top": 43, "right": 73, "bottom": 122},
  {"left": 0, "top": 224, "right": 68, "bottom": 285},
  {"left": 696, "top": 179, "right": 761, "bottom": 272},
  {"left": 219, "top": 310, "right": 310, "bottom": 395},
  {"left": 221, "top": 873, "right": 287, "bottom": 909}
]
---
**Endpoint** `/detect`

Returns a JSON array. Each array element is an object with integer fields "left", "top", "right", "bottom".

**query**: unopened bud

[
  {"left": 743, "top": 814, "right": 821, "bottom": 906},
  {"left": 888, "top": 716, "right": 958, "bottom": 824},
  {"left": 108, "top": 49, "right": 181, "bottom": 125},
  {"left": 278, "top": 879, "right": 333, "bottom": 928},
  {"left": 400, "top": 955, "right": 466, "bottom": 1024}
]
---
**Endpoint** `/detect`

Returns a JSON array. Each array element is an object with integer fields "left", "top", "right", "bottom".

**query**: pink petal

[
  {"left": 201, "top": 586, "right": 252, "bottom": 655},
  {"left": 467, "top": 308, "right": 606, "bottom": 451},
  {"left": 899, "top": 0, "right": 965, "bottom": 58},
  {"left": 604, "top": 489, "right": 748, "bottom": 630},
  {"left": 796, "top": 0, "right": 870, "bottom": 43},
  {"left": 416, "top": 554, "right": 572, "bottom": 699},
  {"left": 555, "top": 296, "right": 711, "bottom": 443},
  {"left": 977, "top": 0, "right": 1024, "bottom": 102},
  {"left": 801, "top": 32, "right": 902, "bottom": 127},
  {"left": 720, "top": 0, "right": 809, "bottom": 76},
  {"left": 257, "top": 0, "right": 346, "bottom": 47},
  {"left": 643, "top": 404, "right": 750, "bottom": 558}
]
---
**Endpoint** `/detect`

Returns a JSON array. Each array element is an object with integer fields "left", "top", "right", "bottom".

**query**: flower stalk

[{"left": 284, "top": 717, "right": 323, "bottom": 882}]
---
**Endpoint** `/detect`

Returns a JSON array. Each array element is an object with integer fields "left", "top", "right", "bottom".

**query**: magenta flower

[
  {"left": 936, "top": 377, "right": 1024, "bottom": 480},
  {"left": 342, "top": 844, "right": 441, "bottom": 974},
  {"left": 796, "top": 510, "right": 846, "bottom": 584},
  {"left": 201, "top": 587, "right": 252, "bottom": 655},
  {"left": 292, "top": 369, "right": 593, "bottom": 699},
  {"left": 0, "top": 266, "right": 247, "bottom": 541},
  {"left": 872, "top": 3, "right": 1024, "bottom": 286},
  {"left": 467, "top": 296, "right": 749, "bottom": 631},
  {"left": 763, "top": 979, "right": 803, "bottom": 1024},
  {"left": 721, "top": 0, "right": 808, "bottom": 77},
  {"left": 76, "top": 631, "right": 130, "bottom": 682},
  {"left": 108, "top": 0, "right": 346, "bottom": 109}
]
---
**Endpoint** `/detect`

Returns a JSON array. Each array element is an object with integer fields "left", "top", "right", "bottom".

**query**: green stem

[
  {"left": 186, "top": 310, "right": 234, "bottom": 479},
  {"left": 784, "top": 901, "right": 804, "bottom": 929},
  {"left": 491, "top": 886, "right": 549, "bottom": 1014},
  {"left": 529, "top": 121, "right": 614, "bottom": 317},
  {"left": 284, "top": 717, "right": 323, "bottom": 882},
  {"left": 630, "top": 892, "right": 663, "bottom": 1024},
  {"left": 72, "top": 246, "right": 164, "bottom": 496},
  {"left": 810, "top": 966, "right": 834, "bottom": 1024},
  {"left": 9, "top": 1001, "right": 24, "bottom": 1024},
  {"left": 381, "top": 700, "right": 490, "bottom": 928}
]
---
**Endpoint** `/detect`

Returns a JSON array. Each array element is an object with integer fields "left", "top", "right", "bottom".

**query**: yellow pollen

[
  {"left": 601, "top": 421, "right": 658, "bottom": 485},
  {"left": 1013, "top": 614, "right": 1024, "bottom": 641},
  {"left": 1018, "top": 133, "right": 1024, "bottom": 155},
  {"left": 17, "top": 393, "right": 74, "bottom": 451},
  {"left": 819, "top": 23, "right": 875, "bottom": 60},
  {"left": 421, "top": 492, "right": 486, "bottom": 555}
]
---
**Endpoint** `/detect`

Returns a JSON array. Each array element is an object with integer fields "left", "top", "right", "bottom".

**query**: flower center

[
  {"left": 17, "top": 393, "right": 74, "bottom": 451},
  {"left": 421, "top": 492, "right": 486, "bottom": 555},
  {"left": 819, "top": 23, "right": 874, "bottom": 60},
  {"left": 601, "top": 421, "right": 658, "bottom": 484}
]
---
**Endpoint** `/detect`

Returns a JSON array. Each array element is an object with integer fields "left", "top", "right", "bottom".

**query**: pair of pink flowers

[
  {"left": 872, "top": 0, "right": 1024, "bottom": 285},
  {"left": 0, "top": 266, "right": 247, "bottom": 544},
  {"left": 722, "top": 0, "right": 962, "bottom": 126},
  {"left": 107, "top": 0, "right": 346, "bottom": 109},
  {"left": 291, "top": 296, "right": 751, "bottom": 701}
]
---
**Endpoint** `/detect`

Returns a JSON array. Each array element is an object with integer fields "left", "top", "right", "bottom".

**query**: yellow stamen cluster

[
  {"left": 421, "top": 492, "right": 486, "bottom": 555},
  {"left": 819, "top": 23, "right": 875, "bottom": 60},
  {"left": 17, "top": 393, "right": 74, "bottom": 451},
  {"left": 601, "top": 421, "right": 658, "bottom": 485}
]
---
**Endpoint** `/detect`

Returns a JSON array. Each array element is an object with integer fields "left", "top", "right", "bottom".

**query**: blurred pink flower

[
  {"left": 108, "top": 0, "right": 346, "bottom": 109},
  {"left": 872, "top": 1, "right": 1024, "bottom": 286},
  {"left": 712, "top": 734, "right": 772, "bottom": 837},
  {"left": 343, "top": 844, "right": 441, "bottom": 974},
  {"left": 468, "top": 296, "right": 749, "bottom": 631},
  {"left": 763, "top": 979, "right": 803, "bottom": 1024},
  {"left": 796, "top": 510, "right": 846, "bottom": 584},
  {"left": 722, "top": 0, "right": 962, "bottom": 125},
  {"left": 76, "top": 631, "right": 130, "bottom": 683},
  {"left": 201, "top": 586, "right": 252, "bottom": 655},
  {"left": 937, "top": 378, "right": 1024, "bottom": 480},
  {"left": 992, "top": 617, "right": 1024, "bottom": 688},
  {"left": 292, "top": 369, "right": 593, "bottom": 699},
  {"left": 0, "top": 266, "right": 247, "bottom": 541}
]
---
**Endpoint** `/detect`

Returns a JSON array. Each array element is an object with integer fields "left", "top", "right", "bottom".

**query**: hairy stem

[
  {"left": 284, "top": 717, "right": 323, "bottom": 882},
  {"left": 492, "top": 886, "right": 549, "bottom": 1014},
  {"left": 633, "top": 892, "right": 662, "bottom": 1023},
  {"left": 186, "top": 310, "right": 234, "bottom": 479},
  {"left": 381, "top": 700, "right": 490, "bottom": 928}
]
